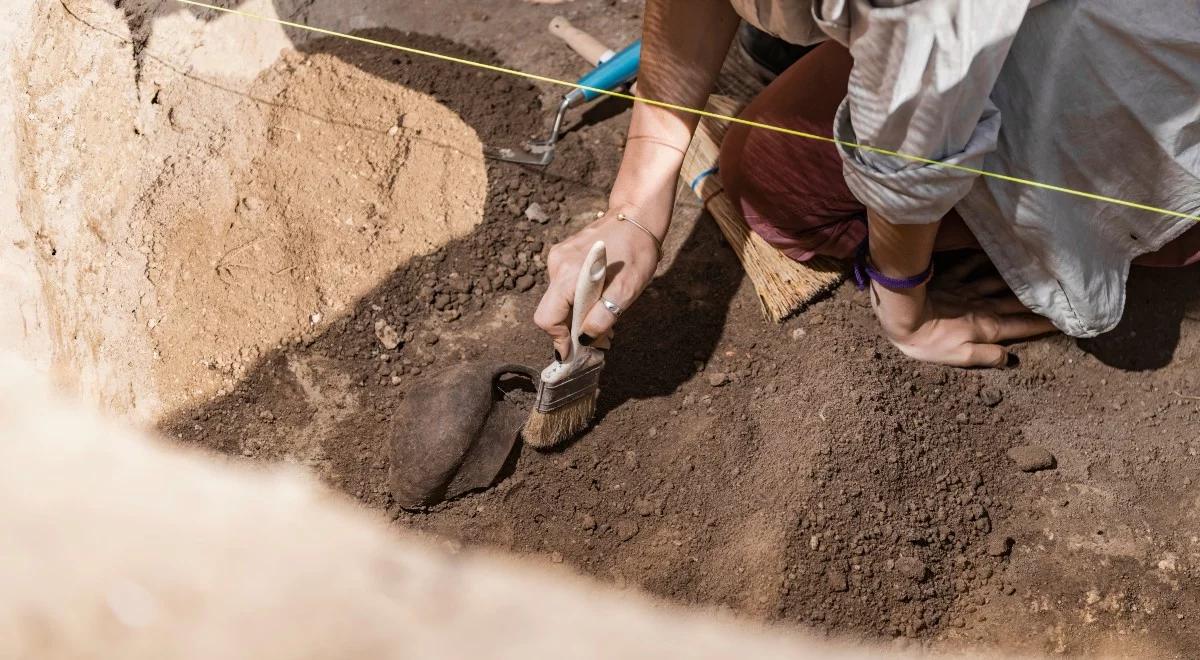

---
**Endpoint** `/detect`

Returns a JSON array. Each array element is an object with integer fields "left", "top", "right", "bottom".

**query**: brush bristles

[{"left": 522, "top": 392, "right": 597, "bottom": 449}]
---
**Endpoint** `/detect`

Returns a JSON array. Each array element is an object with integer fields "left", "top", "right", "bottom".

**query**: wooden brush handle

[{"left": 549, "top": 16, "right": 615, "bottom": 66}]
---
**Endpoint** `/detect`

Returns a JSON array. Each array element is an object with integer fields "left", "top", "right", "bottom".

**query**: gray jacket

[{"left": 731, "top": 0, "right": 1200, "bottom": 337}]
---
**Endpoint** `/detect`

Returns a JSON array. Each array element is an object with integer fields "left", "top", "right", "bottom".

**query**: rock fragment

[
  {"left": 827, "top": 570, "right": 849, "bottom": 592},
  {"left": 1006, "top": 445, "right": 1056, "bottom": 472},
  {"left": 987, "top": 535, "right": 1014, "bottom": 557},
  {"left": 524, "top": 202, "right": 551, "bottom": 224},
  {"left": 895, "top": 557, "right": 929, "bottom": 581},
  {"left": 373, "top": 319, "right": 401, "bottom": 350}
]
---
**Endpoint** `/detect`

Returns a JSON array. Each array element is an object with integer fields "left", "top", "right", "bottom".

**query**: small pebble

[
  {"left": 373, "top": 320, "right": 401, "bottom": 350},
  {"left": 1006, "top": 445, "right": 1056, "bottom": 472},
  {"left": 707, "top": 372, "right": 730, "bottom": 387},
  {"left": 524, "top": 202, "right": 551, "bottom": 224},
  {"left": 827, "top": 570, "right": 849, "bottom": 592},
  {"left": 987, "top": 535, "right": 1014, "bottom": 557},
  {"left": 895, "top": 557, "right": 929, "bottom": 581}
]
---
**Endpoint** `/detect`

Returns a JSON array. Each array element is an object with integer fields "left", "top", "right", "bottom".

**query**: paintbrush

[{"left": 522, "top": 241, "right": 607, "bottom": 449}]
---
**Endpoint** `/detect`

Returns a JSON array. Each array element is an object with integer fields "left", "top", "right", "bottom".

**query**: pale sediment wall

[{"left": 2, "top": 0, "right": 486, "bottom": 422}]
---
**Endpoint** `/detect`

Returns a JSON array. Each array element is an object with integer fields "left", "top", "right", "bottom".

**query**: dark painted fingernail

[
  {"left": 578, "top": 333, "right": 594, "bottom": 347},
  {"left": 1005, "top": 352, "right": 1020, "bottom": 368},
  {"left": 554, "top": 349, "right": 563, "bottom": 362}
]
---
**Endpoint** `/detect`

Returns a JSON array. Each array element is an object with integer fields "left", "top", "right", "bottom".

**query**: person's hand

[
  {"left": 533, "top": 209, "right": 662, "bottom": 359},
  {"left": 870, "top": 256, "right": 1057, "bottom": 367}
]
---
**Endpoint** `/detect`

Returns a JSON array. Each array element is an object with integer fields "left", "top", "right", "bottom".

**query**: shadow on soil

[
  {"left": 154, "top": 27, "right": 740, "bottom": 506},
  {"left": 1077, "top": 264, "right": 1200, "bottom": 371}
]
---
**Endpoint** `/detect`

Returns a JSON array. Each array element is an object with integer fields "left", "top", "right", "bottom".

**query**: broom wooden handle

[{"left": 549, "top": 17, "right": 615, "bottom": 66}]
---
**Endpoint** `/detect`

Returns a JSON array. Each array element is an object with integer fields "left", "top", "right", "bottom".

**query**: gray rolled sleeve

[{"left": 820, "top": 0, "right": 1031, "bottom": 224}]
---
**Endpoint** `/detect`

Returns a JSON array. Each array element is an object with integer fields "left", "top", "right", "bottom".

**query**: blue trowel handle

[{"left": 572, "top": 39, "right": 641, "bottom": 103}]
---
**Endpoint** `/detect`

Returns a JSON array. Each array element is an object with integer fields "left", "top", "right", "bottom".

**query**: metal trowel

[
  {"left": 388, "top": 361, "right": 539, "bottom": 508},
  {"left": 488, "top": 39, "right": 641, "bottom": 167}
]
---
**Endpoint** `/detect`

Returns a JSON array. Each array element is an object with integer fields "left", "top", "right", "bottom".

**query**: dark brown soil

[{"left": 161, "top": 25, "right": 1200, "bottom": 660}]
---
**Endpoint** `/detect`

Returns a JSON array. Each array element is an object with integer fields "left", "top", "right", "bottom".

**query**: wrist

[
  {"left": 606, "top": 197, "right": 671, "bottom": 238},
  {"left": 865, "top": 209, "right": 938, "bottom": 279},
  {"left": 596, "top": 208, "right": 665, "bottom": 263},
  {"left": 853, "top": 242, "right": 934, "bottom": 292},
  {"left": 871, "top": 280, "right": 928, "bottom": 339}
]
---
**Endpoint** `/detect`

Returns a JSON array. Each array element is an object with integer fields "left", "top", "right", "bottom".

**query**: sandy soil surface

[{"left": 40, "top": 0, "right": 1200, "bottom": 657}]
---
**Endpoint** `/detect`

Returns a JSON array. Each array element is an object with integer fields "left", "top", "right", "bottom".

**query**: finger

[
  {"left": 579, "top": 297, "right": 620, "bottom": 342},
  {"left": 984, "top": 295, "right": 1032, "bottom": 315},
  {"left": 967, "top": 276, "right": 1009, "bottom": 297},
  {"left": 579, "top": 280, "right": 641, "bottom": 342},
  {"left": 533, "top": 282, "right": 574, "bottom": 359},
  {"left": 948, "top": 342, "right": 1009, "bottom": 368},
  {"left": 939, "top": 253, "right": 991, "bottom": 284},
  {"left": 591, "top": 329, "right": 614, "bottom": 351},
  {"left": 992, "top": 313, "right": 1057, "bottom": 342}
]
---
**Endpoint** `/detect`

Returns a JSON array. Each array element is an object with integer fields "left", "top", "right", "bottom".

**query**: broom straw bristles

[{"left": 680, "top": 96, "right": 846, "bottom": 323}]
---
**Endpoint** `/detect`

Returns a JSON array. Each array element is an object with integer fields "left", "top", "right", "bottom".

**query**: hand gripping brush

[
  {"left": 489, "top": 40, "right": 641, "bottom": 167},
  {"left": 522, "top": 241, "right": 607, "bottom": 448}
]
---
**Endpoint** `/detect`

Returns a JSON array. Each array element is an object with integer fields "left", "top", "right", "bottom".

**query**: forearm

[
  {"left": 865, "top": 208, "right": 938, "bottom": 337},
  {"left": 608, "top": 0, "right": 739, "bottom": 235},
  {"left": 866, "top": 209, "right": 937, "bottom": 280}
]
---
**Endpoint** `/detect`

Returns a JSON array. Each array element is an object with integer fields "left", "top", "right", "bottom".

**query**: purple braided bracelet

[{"left": 852, "top": 241, "right": 934, "bottom": 291}]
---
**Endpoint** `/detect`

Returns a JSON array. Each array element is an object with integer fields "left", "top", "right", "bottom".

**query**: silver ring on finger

[{"left": 601, "top": 297, "right": 623, "bottom": 318}]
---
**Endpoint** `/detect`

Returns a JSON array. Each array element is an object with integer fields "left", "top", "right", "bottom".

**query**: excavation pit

[{"left": 6, "top": 2, "right": 1200, "bottom": 657}]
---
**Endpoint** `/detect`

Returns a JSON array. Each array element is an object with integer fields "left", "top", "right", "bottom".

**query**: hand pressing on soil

[
  {"left": 873, "top": 261, "right": 1057, "bottom": 368},
  {"left": 871, "top": 254, "right": 1058, "bottom": 368},
  {"left": 866, "top": 211, "right": 1057, "bottom": 368}
]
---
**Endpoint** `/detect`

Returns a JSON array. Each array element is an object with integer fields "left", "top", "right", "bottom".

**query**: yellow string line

[{"left": 176, "top": 0, "right": 1199, "bottom": 223}]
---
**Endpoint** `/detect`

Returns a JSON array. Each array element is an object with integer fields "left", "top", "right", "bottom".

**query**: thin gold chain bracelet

[{"left": 596, "top": 210, "right": 663, "bottom": 262}]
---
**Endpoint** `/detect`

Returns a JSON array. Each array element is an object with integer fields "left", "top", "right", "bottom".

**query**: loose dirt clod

[
  {"left": 896, "top": 557, "right": 930, "bottom": 582},
  {"left": 987, "top": 535, "right": 1015, "bottom": 557},
  {"left": 1006, "top": 445, "right": 1056, "bottom": 472}
]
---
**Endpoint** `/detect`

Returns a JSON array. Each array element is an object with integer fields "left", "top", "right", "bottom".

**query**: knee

[{"left": 719, "top": 111, "right": 780, "bottom": 206}]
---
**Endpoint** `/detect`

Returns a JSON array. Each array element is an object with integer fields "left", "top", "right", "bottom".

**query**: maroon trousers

[{"left": 718, "top": 42, "right": 1200, "bottom": 267}]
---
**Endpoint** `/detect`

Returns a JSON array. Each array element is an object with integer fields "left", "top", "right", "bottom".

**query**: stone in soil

[
  {"left": 895, "top": 557, "right": 929, "bottom": 581},
  {"left": 986, "top": 535, "right": 1014, "bottom": 557},
  {"left": 524, "top": 202, "right": 551, "bottom": 224},
  {"left": 827, "top": 570, "right": 849, "bottom": 592},
  {"left": 979, "top": 386, "right": 1004, "bottom": 407},
  {"left": 1006, "top": 445, "right": 1056, "bottom": 472},
  {"left": 374, "top": 320, "right": 402, "bottom": 350},
  {"left": 707, "top": 372, "right": 730, "bottom": 387}
]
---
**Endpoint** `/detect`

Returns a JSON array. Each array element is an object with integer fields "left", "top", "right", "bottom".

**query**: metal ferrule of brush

[{"left": 533, "top": 348, "right": 604, "bottom": 413}]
